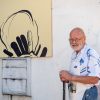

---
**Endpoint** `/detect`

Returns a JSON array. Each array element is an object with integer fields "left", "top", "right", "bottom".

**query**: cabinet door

[
  {"left": 2, "top": 79, "right": 27, "bottom": 95},
  {"left": 2, "top": 59, "right": 27, "bottom": 68},
  {"left": 3, "top": 67, "right": 27, "bottom": 79}
]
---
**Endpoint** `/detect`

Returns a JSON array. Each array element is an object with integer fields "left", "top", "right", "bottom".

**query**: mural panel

[{"left": 0, "top": 0, "right": 52, "bottom": 57}]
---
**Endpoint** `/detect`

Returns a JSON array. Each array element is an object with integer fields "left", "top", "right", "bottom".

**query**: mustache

[{"left": 71, "top": 44, "right": 79, "bottom": 46}]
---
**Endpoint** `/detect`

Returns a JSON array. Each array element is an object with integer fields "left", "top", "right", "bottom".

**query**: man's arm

[
  {"left": 72, "top": 75, "right": 99, "bottom": 84},
  {"left": 59, "top": 70, "right": 99, "bottom": 84}
]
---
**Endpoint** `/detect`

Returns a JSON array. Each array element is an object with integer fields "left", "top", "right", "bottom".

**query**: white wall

[
  {"left": 32, "top": 0, "right": 100, "bottom": 100},
  {"left": 1, "top": 0, "right": 100, "bottom": 100}
]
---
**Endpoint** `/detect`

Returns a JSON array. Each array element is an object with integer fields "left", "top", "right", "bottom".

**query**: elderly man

[{"left": 60, "top": 27, "right": 100, "bottom": 100}]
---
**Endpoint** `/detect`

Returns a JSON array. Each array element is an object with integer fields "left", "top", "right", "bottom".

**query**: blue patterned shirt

[{"left": 70, "top": 44, "right": 100, "bottom": 78}]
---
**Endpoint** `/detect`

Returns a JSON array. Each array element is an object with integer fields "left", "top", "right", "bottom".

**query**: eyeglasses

[{"left": 69, "top": 38, "right": 83, "bottom": 43}]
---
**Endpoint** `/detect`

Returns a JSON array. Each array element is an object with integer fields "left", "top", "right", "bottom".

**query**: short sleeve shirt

[{"left": 70, "top": 44, "right": 100, "bottom": 78}]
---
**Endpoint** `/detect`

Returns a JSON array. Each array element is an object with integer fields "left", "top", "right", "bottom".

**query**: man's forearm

[{"left": 71, "top": 75, "right": 99, "bottom": 84}]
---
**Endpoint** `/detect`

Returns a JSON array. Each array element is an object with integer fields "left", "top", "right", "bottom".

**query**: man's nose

[{"left": 72, "top": 40, "right": 76, "bottom": 44}]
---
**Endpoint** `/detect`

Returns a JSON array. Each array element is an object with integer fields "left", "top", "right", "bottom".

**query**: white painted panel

[
  {"left": 2, "top": 58, "right": 31, "bottom": 96},
  {"left": 2, "top": 79, "right": 27, "bottom": 95},
  {"left": 3, "top": 68, "right": 27, "bottom": 79},
  {"left": 2, "top": 59, "right": 27, "bottom": 68}
]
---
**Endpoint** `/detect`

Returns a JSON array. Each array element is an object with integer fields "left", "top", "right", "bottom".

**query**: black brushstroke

[
  {"left": 40, "top": 47, "right": 47, "bottom": 57},
  {"left": 3, "top": 49, "right": 13, "bottom": 57},
  {"left": 12, "top": 34, "right": 29, "bottom": 56},
  {"left": 20, "top": 35, "right": 28, "bottom": 53},
  {"left": 33, "top": 20, "right": 39, "bottom": 52},
  {"left": 0, "top": 28, "right": 8, "bottom": 50},
  {"left": 16, "top": 36, "right": 26, "bottom": 54},
  {"left": 11, "top": 42, "right": 22, "bottom": 57},
  {"left": 3, "top": 34, "right": 48, "bottom": 57},
  {"left": 35, "top": 44, "right": 41, "bottom": 56}
]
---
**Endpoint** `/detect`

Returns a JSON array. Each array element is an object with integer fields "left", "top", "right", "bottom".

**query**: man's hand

[{"left": 59, "top": 70, "right": 72, "bottom": 82}]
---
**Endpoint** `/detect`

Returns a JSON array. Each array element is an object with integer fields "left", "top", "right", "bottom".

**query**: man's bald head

[
  {"left": 69, "top": 27, "right": 86, "bottom": 53},
  {"left": 70, "top": 27, "right": 86, "bottom": 40}
]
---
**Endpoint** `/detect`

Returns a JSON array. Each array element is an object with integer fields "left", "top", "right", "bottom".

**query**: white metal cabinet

[{"left": 2, "top": 58, "right": 31, "bottom": 96}]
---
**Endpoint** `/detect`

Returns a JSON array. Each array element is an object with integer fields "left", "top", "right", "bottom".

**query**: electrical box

[{"left": 2, "top": 58, "right": 31, "bottom": 96}]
